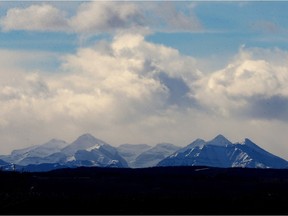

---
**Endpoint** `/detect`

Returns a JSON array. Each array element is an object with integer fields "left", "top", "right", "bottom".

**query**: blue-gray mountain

[
  {"left": 157, "top": 135, "right": 288, "bottom": 169},
  {"left": 0, "top": 133, "right": 128, "bottom": 171},
  {"left": 117, "top": 143, "right": 181, "bottom": 168},
  {"left": 0, "top": 134, "right": 287, "bottom": 171}
]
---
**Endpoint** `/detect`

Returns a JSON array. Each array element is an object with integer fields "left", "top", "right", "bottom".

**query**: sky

[{"left": 0, "top": 1, "right": 288, "bottom": 160}]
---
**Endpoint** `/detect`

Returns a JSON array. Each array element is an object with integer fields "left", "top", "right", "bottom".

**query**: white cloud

[
  {"left": 195, "top": 47, "right": 288, "bottom": 120},
  {"left": 0, "top": 2, "right": 202, "bottom": 34},
  {"left": 0, "top": 3, "right": 288, "bottom": 161},
  {"left": 1, "top": 4, "right": 69, "bottom": 32},
  {"left": 69, "top": 1, "right": 144, "bottom": 34},
  {"left": 0, "top": 34, "right": 201, "bottom": 154},
  {"left": 0, "top": 38, "right": 287, "bottom": 161}
]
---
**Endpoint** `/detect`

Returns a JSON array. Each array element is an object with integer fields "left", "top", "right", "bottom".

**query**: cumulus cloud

[
  {"left": 195, "top": 47, "right": 288, "bottom": 120},
  {"left": 1, "top": 4, "right": 69, "bottom": 32},
  {"left": 0, "top": 37, "right": 288, "bottom": 160},
  {"left": 0, "top": 34, "right": 201, "bottom": 153},
  {"left": 1, "top": 2, "right": 288, "bottom": 161}
]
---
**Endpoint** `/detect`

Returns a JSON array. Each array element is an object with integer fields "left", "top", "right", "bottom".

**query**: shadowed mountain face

[{"left": 157, "top": 134, "right": 288, "bottom": 169}]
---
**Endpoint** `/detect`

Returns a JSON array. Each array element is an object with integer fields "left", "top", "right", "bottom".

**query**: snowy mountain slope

[
  {"left": 233, "top": 139, "right": 288, "bottom": 168},
  {"left": 61, "top": 133, "right": 107, "bottom": 155},
  {"left": 0, "top": 145, "right": 40, "bottom": 164},
  {"left": 157, "top": 135, "right": 288, "bottom": 169},
  {"left": 0, "top": 139, "right": 68, "bottom": 165},
  {"left": 61, "top": 133, "right": 128, "bottom": 168},
  {"left": 117, "top": 144, "right": 152, "bottom": 167},
  {"left": 132, "top": 143, "right": 181, "bottom": 168},
  {"left": 1, "top": 133, "right": 287, "bottom": 170},
  {"left": 0, "top": 133, "right": 128, "bottom": 169},
  {"left": 70, "top": 145, "right": 128, "bottom": 167},
  {"left": 206, "top": 134, "right": 232, "bottom": 146}
]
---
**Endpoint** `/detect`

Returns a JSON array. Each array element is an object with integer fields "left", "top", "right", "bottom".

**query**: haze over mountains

[{"left": 0, "top": 133, "right": 287, "bottom": 171}]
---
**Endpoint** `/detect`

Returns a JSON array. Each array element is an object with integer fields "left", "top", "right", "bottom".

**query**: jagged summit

[
  {"left": 0, "top": 133, "right": 287, "bottom": 171},
  {"left": 74, "top": 133, "right": 111, "bottom": 148},
  {"left": 62, "top": 133, "right": 108, "bottom": 155},
  {"left": 207, "top": 134, "right": 232, "bottom": 147},
  {"left": 239, "top": 138, "right": 253, "bottom": 145},
  {"left": 186, "top": 135, "right": 232, "bottom": 149},
  {"left": 157, "top": 135, "right": 288, "bottom": 169},
  {"left": 191, "top": 138, "right": 206, "bottom": 145},
  {"left": 184, "top": 138, "right": 206, "bottom": 151}
]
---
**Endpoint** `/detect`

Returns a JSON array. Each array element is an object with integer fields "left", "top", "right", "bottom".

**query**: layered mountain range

[
  {"left": 0, "top": 134, "right": 128, "bottom": 171},
  {"left": 157, "top": 134, "right": 288, "bottom": 169},
  {"left": 0, "top": 133, "right": 287, "bottom": 171}
]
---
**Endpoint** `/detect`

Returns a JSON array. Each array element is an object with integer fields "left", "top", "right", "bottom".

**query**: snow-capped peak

[
  {"left": 61, "top": 133, "right": 108, "bottom": 155},
  {"left": 206, "top": 134, "right": 232, "bottom": 147},
  {"left": 157, "top": 134, "right": 288, "bottom": 169},
  {"left": 72, "top": 133, "right": 107, "bottom": 147}
]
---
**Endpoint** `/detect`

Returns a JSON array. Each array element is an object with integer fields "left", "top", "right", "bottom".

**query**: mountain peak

[
  {"left": 207, "top": 134, "right": 232, "bottom": 146},
  {"left": 239, "top": 138, "right": 258, "bottom": 147},
  {"left": 158, "top": 135, "right": 288, "bottom": 169},
  {"left": 188, "top": 138, "right": 206, "bottom": 148},
  {"left": 78, "top": 133, "right": 96, "bottom": 140},
  {"left": 74, "top": 133, "right": 107, "bottom": 147},
  {"left": 61, "top": 133, "right": 108, "bottom": 155},
  {"left": 244, "top": 138, "right": 253, "bottom": 143},
  {"left": 215, "top": 134, "right": 226, "bottom": 140}
]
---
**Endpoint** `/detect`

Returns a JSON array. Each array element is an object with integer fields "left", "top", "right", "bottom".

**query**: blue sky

[
  {"left": 1, "top": 2, "right": 288, "bottom": 55},
  {"left": 0, "top": 1, "right": 288, "bottom": 160}
]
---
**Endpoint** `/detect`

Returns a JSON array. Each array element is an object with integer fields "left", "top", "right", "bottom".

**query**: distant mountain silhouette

[{"left": 157, "top": 134, "right": 288, "bottom": 169}]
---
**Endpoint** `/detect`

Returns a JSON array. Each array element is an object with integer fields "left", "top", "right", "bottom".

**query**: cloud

[
  {"left": 0, "top": 2, "right": 288, "bottom": 161},
  {"left": 145, "top": 2, "right": 202, "bottom": 32},
  {"left": 0, "top": 36, "right": 288, "bottom": 160},
  {"left": 0, "top": 49, "right": 60, "bottom": 72},
  {"left": 0, "top": 2, "right": 202, "bottom": 34},
  {"left": 1, "top": 3, "right": 69, "bottom": 32},
  {"left": 69, "top": 1, "right": 144, "bottom": 34},
  {"left": 195, "top": 47, "right": 288, "bottom": 121},
  {"left": 0, "top": 34, "right": 201, "bottom": 153}
]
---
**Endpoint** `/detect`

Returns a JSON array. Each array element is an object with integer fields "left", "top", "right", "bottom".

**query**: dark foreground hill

[{"left": 0, "top": 166, "right": 288, "bottom": 215}]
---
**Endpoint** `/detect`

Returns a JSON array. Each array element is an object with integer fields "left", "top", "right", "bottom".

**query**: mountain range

[
  {"left": 157, "top": 134, "right": 288, "bottom": 169},
  {"left": 0, "top": 133, "right": 287, "bottom": 171},
  {"left": 0, "top": 133, "right": 128, "bottom": 171},
  {"left": 117, "top": 143, "right": 181, "bottom": 168}
]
